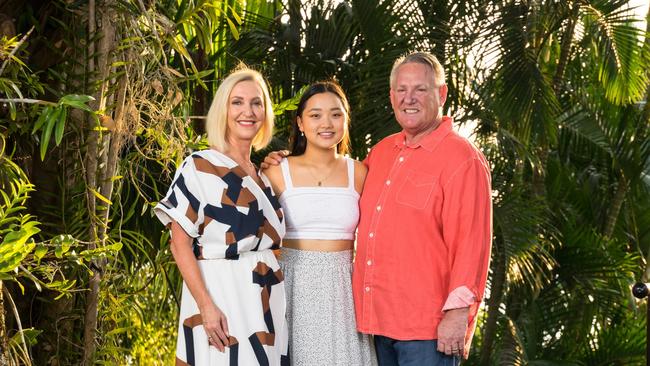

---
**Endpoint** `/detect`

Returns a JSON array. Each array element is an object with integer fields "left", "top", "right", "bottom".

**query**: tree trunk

[
  {"left": 479, "top": 237, "right": 507, "bottom": 366},
  {"left": 82, "top": 0, "right": 117, "bottom": 363},
  {"left": 0, "top": 281, "right": 8, "bottom": 365}
]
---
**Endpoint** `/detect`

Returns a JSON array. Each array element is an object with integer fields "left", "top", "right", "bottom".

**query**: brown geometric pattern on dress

[
  {"left": 275, "top": 207, "right": 283, "bottom": 222},
  {"left": 175, "top": 357, "right": 190, "bottom": 366},
  {"left": 220, "top": 190, "right": 237, "bottom": 207},
  {"left": 257, "top": 219, "right": 281, "bottom": 248},
  {"left": 193, "top": 157, "right": 242, "bottom": 178},
  {"left": 198, "top": 221, "right": 206, "bottom": 236},
  {"left": 253, "top": 331, "right": 275, "bottom": 346},
  {"left": 185, "top": 205, "right": 198, "bottom": 223},
  {"left": 252, "top": 261, "right": 284, "bottom": 347},
  {"left": 183, "top": 313, "right": 203, "bottom": 328},
  {"left": 235, "top": 187, "right": 256, "bottom": 207},
  {"left": 225, "top": 231, "right": 236, "bottom": 245},
  {"left": 192, "top": 155, "right": 283, "bottom": 259},
  {"left": 227, "top": 335, "right": 239, "bottom": 346}
]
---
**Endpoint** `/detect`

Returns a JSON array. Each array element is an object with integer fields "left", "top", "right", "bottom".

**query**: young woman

[
  {"left": 262, "top": 81, "right": 376, "bottom": 365},
  {"left": 154, "top": 67, "right": 288, "bottom": 365}
]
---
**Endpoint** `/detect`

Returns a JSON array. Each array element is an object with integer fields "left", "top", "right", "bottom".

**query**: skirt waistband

[{"left": 279, "top": 247, "right": 352, "bottom": 266}]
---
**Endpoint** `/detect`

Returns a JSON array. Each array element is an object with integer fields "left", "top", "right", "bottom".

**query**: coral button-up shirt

[{"left": 352, "top": 116, "right": 492, "bottom": 354}]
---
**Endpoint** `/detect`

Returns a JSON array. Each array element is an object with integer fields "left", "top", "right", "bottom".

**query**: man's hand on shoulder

[
  {"left": 437, "top": 307, "right": 469, "bottom": 357},
  {"left": 259, "top": 150, "right": 290, "bottom": 170}
]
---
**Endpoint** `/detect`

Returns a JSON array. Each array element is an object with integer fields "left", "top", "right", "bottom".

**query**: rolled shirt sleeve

[{"left": 441, "top": 156, "right": 492, "bottom": 348}]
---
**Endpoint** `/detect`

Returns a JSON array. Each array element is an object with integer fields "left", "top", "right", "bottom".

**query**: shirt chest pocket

[{"left": 396, "top": 170, "right": 437, "bottom": 210}]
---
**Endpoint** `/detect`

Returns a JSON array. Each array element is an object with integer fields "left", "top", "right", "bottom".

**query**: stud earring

[{"left": 300, "top": 131, "right": 304, "bottom": 137}]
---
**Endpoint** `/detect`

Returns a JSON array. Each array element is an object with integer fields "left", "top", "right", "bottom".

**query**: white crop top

[{"left": 278, "top": 157, "right": 359, "bottom": 240}]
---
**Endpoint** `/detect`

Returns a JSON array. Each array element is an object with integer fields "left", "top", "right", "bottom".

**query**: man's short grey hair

[{"left": 389, "top": 52, "right": 446, "bottom": 88}]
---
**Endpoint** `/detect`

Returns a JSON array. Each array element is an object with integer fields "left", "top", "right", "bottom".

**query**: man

[
  {"left": 263, "top": 51, "right": 492, "bottom": 365},
  {"left": 352, "top": 52, "right": 492, "bottom": 365}
]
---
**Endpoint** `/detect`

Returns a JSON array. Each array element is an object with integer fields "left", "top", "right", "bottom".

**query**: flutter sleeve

[{"left": 154, "top": 155, "right": 205, "bottom": 238}]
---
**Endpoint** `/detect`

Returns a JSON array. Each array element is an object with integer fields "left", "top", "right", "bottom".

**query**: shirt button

[
  {"left": 399, "top": 157, "right": 404, "bottom": 162},
  {"left": 369, "top": 232, "right": 374, "bottom": 238},
  {"left": 367, "top": 260, "right": 372, "bottom": 265},
  {"left": 376, "top": 205, "right": 381, "bottom": 211},
  {"left": 386, "top": 180, "right": 391, "bottom": 185},
  {"left": 365, "top": 287, "right": 370, "bottom": 292}
]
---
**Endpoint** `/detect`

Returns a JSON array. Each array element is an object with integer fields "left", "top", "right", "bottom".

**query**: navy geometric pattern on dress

[
  {"left": 252, "top": 263, "right": 283, "bottom": 333},
  {"left": 181, "top": 314, "right": 204, "bottom": 366},
  {"left": 228, "top": 336, "right": 239, "bottom": 366},
  {"left": 262, "top": 186, "right": 282, "bottom": 217},
  {"left": 182, "top": 323, "right": 195, "bottom": 366},
  {"left": 249, "top": 333, "right": 270, "bottom": 366},
  {"left": 190, "top": 156, "right": 282, "bottom": 260},
  {"left": 162, "top": 169, "right": 201, "bottom": 215},
  {"left": 249, "top": 261, "right": 284, "bottom": 363}
]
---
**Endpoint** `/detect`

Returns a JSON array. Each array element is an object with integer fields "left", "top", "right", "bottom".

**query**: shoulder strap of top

[
  {"left": 346, "top": 157, "right": 355, "bottom": 190},
  {"left": 280, "top": 158, "right": 294, "bottom": 189}
]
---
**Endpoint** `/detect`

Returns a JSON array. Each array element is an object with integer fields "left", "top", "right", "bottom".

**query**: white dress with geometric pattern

[{"left": 154, "top": 149, "right": 288, "bottom": 366}]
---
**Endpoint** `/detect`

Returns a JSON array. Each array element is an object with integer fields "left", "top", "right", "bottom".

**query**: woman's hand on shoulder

[
  {"left": 259, "top": 150, "right": 290, "bottom": 170},
  {"left": 200, "top": 301, "right": 230, "bottom": 352}
]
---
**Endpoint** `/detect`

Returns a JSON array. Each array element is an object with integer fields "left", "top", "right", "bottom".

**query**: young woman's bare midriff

[{"left": 282, "top": 238, "right": 354, "bottom": 252}]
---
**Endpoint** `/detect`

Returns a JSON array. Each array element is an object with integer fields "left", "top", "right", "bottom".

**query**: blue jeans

[{"left": 374, "top": 335, "right": 460, "bottom": 366}]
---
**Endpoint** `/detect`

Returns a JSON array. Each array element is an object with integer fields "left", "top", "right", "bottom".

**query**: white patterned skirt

[
  {"left": 279, "top": 247, "right": 377, "bottom": 366},
  {"left": 176, "top": 249, "right": 289, "bottom": 366}
]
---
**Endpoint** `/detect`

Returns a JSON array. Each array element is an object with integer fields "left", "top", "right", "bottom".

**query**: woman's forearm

[{"left": 170, "top": 221, "right": 213, "bottom": 309}]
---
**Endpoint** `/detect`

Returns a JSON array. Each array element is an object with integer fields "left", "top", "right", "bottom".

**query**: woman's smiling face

[
  {"left": 298, "top": 92, "right": 348, "bottom": 152},
  {"left": 226, "top": 80, "right": 265, "bottom": 144}
]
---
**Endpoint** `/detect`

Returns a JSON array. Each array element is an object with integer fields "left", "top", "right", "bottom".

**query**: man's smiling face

[{"left": 390, "top": 62, "right": 447, "bottom": 139}]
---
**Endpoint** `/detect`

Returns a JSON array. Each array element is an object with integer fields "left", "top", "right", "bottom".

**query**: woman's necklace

[
  {"left": 225, "top": 152, "right": 256, "bottom": 176},
  {"left": 307, "top": 161, "right": 337, "bottom": 186},
  {"left": 237, "top": 159, "right": 256, "bottom": 176}
]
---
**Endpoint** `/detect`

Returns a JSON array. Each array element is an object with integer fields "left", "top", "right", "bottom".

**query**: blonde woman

[
  {"left": 262, "top": 81, "right": 376, "bottom": 365},
  {"left": 155, "top": 66, "right": 288, "bottom": 365}
]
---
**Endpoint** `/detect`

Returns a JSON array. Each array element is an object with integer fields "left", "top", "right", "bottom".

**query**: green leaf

[
  {"left": 54, "top": 107, "right": 67, "bottom": 146},
  {"left": 90, "top": 188, "right": 112, "bottom": 205},
  {"left": 59, "top": 94, "right": 95, "bottom": 104},
  {"left": 229, "top": 5, "right": 242, "bottom": 25},
  {"left": 40, "top": 107, "right": 62, "bottom": 161},
  {"left": 48, "top": 279, "right": 77, "bottom": 299},
  {"left": 58, "top": 94, "right": 95, "bottom": 112},
  {"left": 32, "top": 106, "right": 51, "bottom": 134},
  {"left": 226, "top": 18, "right": 240, "bottom": 40},
  {"left": 33, "top": 245, "right": 48, "bottom": 261},
  {"left": 9, "top": 328, "right": 41, "bottom": 347},
  {"left": 0, "top": 223, "right": 40, "bottom": 272},
  {"left": 52, "top": 234, "right": 74, "bottom": 258}
]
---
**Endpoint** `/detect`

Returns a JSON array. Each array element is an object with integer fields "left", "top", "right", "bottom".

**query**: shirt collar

[{"left": 393, "top": 116, "right": 454, "bottom": 152}]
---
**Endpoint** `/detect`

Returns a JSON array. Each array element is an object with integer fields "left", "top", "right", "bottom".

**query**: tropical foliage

[{"left": 0, "top": 0, "right": 648, "bottom": 364}]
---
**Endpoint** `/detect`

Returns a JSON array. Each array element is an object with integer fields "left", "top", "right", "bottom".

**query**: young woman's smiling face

[{"left": 298, "top": 92, "right": 348, "bottom": 152}]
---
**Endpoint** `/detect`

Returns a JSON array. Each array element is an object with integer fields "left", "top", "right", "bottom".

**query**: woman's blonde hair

[{"left": 206, "top": 65, "right": 275, "bottom": 151}]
